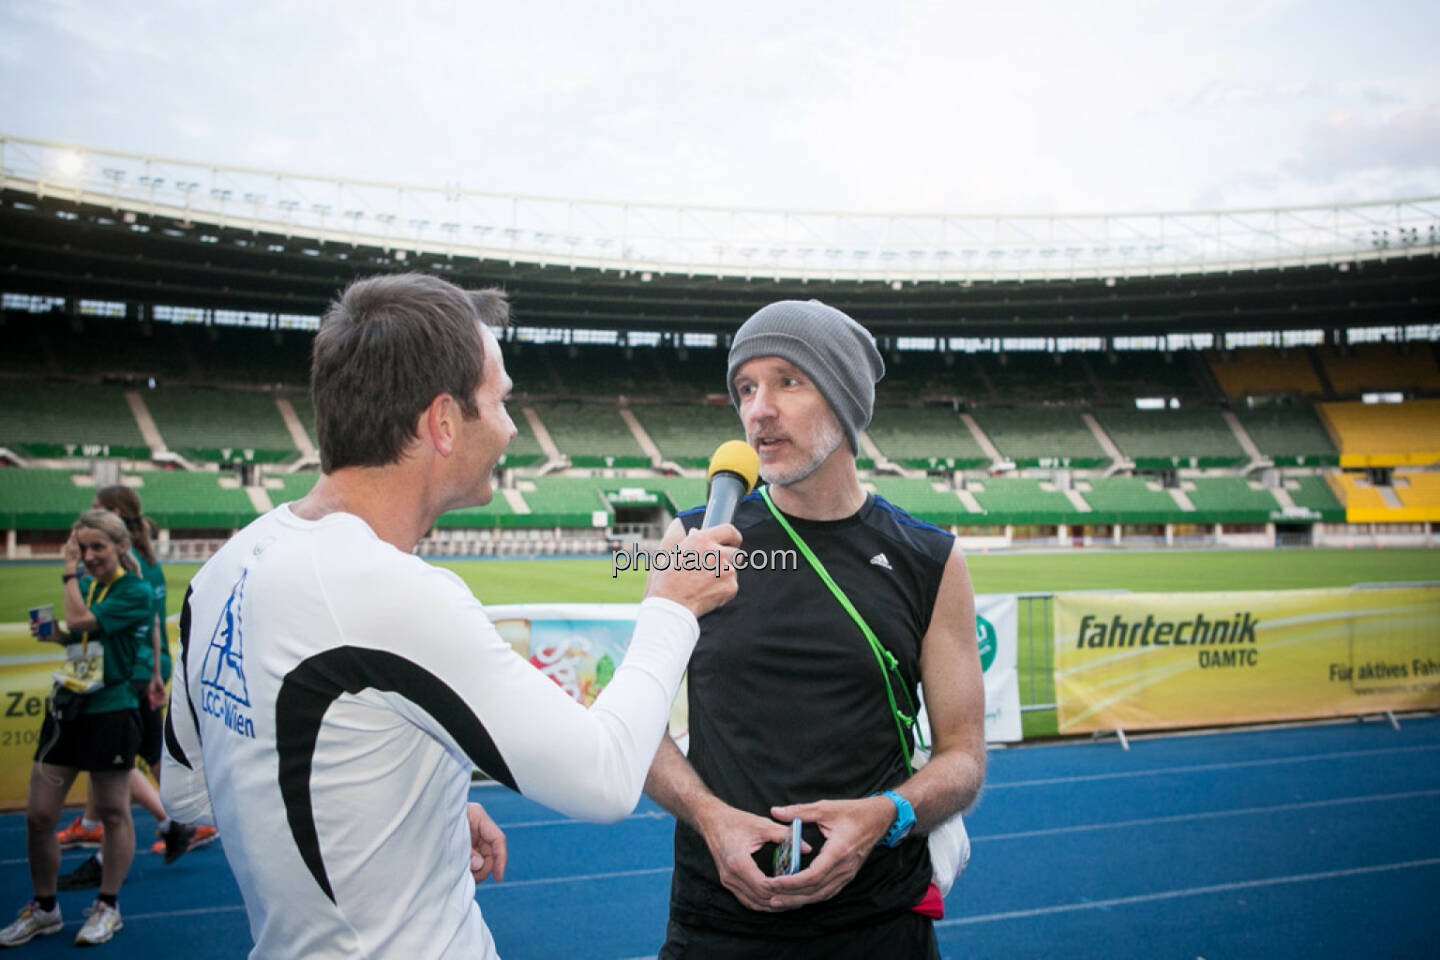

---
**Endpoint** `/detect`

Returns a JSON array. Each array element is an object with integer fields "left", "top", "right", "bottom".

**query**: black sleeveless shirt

[{"left": 671, "top": 490, "right": 954, "bottom": 936}]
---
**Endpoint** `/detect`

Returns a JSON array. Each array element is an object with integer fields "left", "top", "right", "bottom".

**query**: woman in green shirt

[
  {"left": 54, "top": 486, "right": 208, "bottom": 892},
  {"left": 0, "top": 510, "right": 150, "bottom": 948}
]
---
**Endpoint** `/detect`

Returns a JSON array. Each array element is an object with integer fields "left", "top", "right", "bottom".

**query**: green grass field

[
  {"left": 4, "top": 548, "right": 1439, "bottom": 619},
  {"left": 5, "top": 548, "right": 1437, "bottom": 740}
]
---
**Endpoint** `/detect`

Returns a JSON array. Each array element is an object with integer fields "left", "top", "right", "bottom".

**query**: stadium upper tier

[
  {"left": 3, "top": 179, "right": 1439, "bottom": 346},
  {"left": 4, "top": 134, "right": 1437, "bottom": 281},
  {"left": 1316, "top": 399, "right": 1440, "bottom": 467}
]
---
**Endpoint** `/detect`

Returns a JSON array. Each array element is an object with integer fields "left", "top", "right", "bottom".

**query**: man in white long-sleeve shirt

[{"left": 161, "top": 274, "right": 740, "bottom": 959}]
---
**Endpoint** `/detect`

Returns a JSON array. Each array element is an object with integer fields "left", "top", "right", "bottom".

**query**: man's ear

[{"left": 424, "top": 393, "right": 458, "bottom": 457}]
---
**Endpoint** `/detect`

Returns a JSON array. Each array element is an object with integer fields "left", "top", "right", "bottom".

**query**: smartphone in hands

[{"left": 771, "top": 818, "right": 802, "bottom": 877}]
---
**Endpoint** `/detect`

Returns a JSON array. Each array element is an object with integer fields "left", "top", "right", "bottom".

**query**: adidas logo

[{"left": 869, "top": 553, "right": 893, "bottom": 571}]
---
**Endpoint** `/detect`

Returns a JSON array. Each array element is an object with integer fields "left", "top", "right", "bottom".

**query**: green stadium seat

[
  {"left": 530, "top": 401, "right": 648, "bottom": 467},
  {"left": 968, "top": 477, "right": 1084, "bottom": 524},
  {"left": 144, "top": 387, "right": 297, "bottom": 462},
  {"left": 0, "top": 468, "right": 92, "bottom": 528},
  {"left": 971, "top": 407, "right": 1108, "bottom": 467},
  {"left": 0, "top": 380, "right": 149, "bottom": 458},
  {"left": 866, "top": 406, "right": 988, "bottom": 468},
  {"left": 1092, "top": 407, "right": 1245, "bottom": 467},
  {"left": 1080, "top": 477, "right": 1179, "bottom": 523},
  {"left": 632, "top": 403, "right": 740, "bottom": 467},
  {"left": 869, "top": 478, "right": 968, "bottom": 524},
  {"left": 1234, "top": 404, "right": 1338, "bottom": 466},
  {"left": 1185, "top": 478, "right": 1282, "bottom": 523}
]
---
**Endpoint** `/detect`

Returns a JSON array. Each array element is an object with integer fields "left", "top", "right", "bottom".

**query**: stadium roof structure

[
  {"left": 3, "top": 134, "right": 1439, "bottom": 343},
  {"left": 4, "top": 133, "right": 1439, "bottom": 284}
]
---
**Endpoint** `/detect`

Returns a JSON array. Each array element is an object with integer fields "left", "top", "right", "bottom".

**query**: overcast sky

[{"left": 3, "top": 0, "right": 1437, "bottom": 215}]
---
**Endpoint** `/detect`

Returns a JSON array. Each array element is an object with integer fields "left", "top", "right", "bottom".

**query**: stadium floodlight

[{"left": 55, "top": 150, "right": 84, "bottom": 178}]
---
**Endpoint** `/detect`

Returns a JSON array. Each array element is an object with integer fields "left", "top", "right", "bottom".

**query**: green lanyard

[{"left": 757, "top": 485, "right": 927, "bottom": 776}]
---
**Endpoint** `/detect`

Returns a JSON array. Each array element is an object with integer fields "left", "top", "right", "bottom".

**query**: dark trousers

[{"left": 659, "top": 911, "right": 941, "bottom": 960}]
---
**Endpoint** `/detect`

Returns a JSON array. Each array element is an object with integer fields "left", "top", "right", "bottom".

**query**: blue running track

[{"left": 2, "top": 716, "right": 1436, "bottom": 958}]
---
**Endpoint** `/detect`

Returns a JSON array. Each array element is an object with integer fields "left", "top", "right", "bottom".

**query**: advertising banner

[
  {"left": 0, "top": 620, "right": 182, "bottom": 810},
  {"left": 489, "top": 596, "right": 1023, "bottom": 746},
  {"left": 1054, "top": 586, "right": 1440, "bottom": 734}
]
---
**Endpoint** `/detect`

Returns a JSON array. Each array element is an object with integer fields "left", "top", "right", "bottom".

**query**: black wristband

[{"left": 61, "top": 572, "right": 78, "bottom": 584}]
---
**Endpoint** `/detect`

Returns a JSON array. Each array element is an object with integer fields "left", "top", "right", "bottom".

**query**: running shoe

[
  {"left": 57, "top": 853, "right": 103, "bottom": 890},
  {"left": 189, "top": 825, "right": 219, "bottom": 849},
  {"left": 74, "top": 900, "right": 122, "bottom": 946},
  {"left": 56, "top": 816, "right": 104, "bottom": 849},
  {"left": 0, "top": 900, "right": 63, "bottom": 947},
  {"left": 152, "top": 821, "right": 197, "bottom": 864}
]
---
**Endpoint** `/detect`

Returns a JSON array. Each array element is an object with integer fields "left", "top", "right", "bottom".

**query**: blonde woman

[
  {"left": 0, "top": 511, "right": 152, "bottom": 948},
  {"left": 55, "top": 487, "right": 214, "bottom": 892}
]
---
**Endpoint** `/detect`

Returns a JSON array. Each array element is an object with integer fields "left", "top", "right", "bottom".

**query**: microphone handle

[{"left": 701, "top": 474, "right": 745, "bottom": 529}]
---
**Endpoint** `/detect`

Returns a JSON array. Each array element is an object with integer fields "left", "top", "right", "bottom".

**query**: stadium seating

[
  {"left": 1080, "top": 477, "right": 1180, "bottom": 523},
  {"left": 968, "top": 477, "right": 1083, "bottom": 524},
  {"left": 1317, "top": 343, "right": 1440, "bottom": 396},
  {"left": 530, "top": 401, "right": 649, "bottom": 467},
  {"left": 1185, "top": 478, "right": 1282, "bottom": 523},
  {"left": 1096, "top": 351, "right": 1212, "bottom": 401},
  {"left": 133, "top": 470, "right": 259, "bottom": 528},
  {"left": 641, "top": 475, "right": 708, "bottom": 514},
  {"left": 434, "top": 492, "right": 515, "bottom": 529},
  {"left": 1233, "top": 403, "right": 1338, "bottom": 465},
  {"left": 1205, "top": 347, "right": 1326, "bottom": 399},
  {"left": 1285, "top": 475, "right": 1345, "bottom": 520},
  {"left": 1315, "top": 399, "right": 1440, "bottom": 467},
  {"left": 1395, "top": 472, "right": 1440, "bottom": 518},
  {"left": 271, "top": 471, "right": 319, "bottom": 503},
  {"left": 144, "top": 387, "right": 297, "bottom": 462},
  {"left": 970, "top": 407, "right": 1108, "bottom": 466},
  {"left": 969, "top": 352, "right": 1094, "bottom": 404},
  {"left": 868, "top": 478, "right": 968, "bottom": 524},
  {"left": 876, "top": 351, "right": 967, "bottom": 401},
  {"left": 522, "top": 477, "right": 613, "bottom": 520},
  {"left": 0, "top": 379, "right": 149, "bottom": 457},
  {"left": 0, "top": 468, "right": 91, "bottom": 528},
  {"left": 865, "top": 405, "right": 988, "bottom": 467},
  {"left": 1091, "top": 406, "right": 1246, "bottom": 466},
  {"left": 632, "top": 403, "right": 741, "bottom": 467}
]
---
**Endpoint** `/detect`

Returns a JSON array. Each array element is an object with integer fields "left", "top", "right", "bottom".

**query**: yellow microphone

[{"left": 701, "top": 440, "right": 760, "bottom": 528}]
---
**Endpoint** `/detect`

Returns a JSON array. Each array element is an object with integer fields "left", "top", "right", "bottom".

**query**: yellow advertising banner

[
  {"left": 1055, "top": 586, "right": 1440, "bottom": 734},
  {"left": 0, "top": 620, "right": 181, "bottom": 810}
]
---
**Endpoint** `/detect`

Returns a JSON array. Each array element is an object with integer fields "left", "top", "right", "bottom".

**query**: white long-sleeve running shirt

[{"left": 161, "top": 505, "right": 698, "bottom": 959}]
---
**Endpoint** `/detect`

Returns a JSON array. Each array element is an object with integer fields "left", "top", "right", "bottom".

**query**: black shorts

[
  {"left": 35, "top": 708, "right": 142, "bottom": 773},
  {"left": 133, "top": 683, "right": 165, "bottom": 768},
  {"left": 659, "top": 911, "right": 940, "bottom": 960}
]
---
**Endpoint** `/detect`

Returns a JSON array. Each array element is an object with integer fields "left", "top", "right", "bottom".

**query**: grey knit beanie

[{"left": 726, "top": 300, "right": 885, "bottom": 453}]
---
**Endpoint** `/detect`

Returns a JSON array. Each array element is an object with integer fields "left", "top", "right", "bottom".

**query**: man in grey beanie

[{"left": 644, "top": 300, "right": 987, "bottom": 959}]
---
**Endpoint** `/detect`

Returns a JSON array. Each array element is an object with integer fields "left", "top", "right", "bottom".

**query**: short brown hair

[{"left": 311, "top": 274, "right": 509, "bottom": 472}]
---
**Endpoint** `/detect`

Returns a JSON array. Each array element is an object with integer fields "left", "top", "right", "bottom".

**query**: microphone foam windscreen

[{"left": 707, "top": 440, "right": 760, "bottom": 494}]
